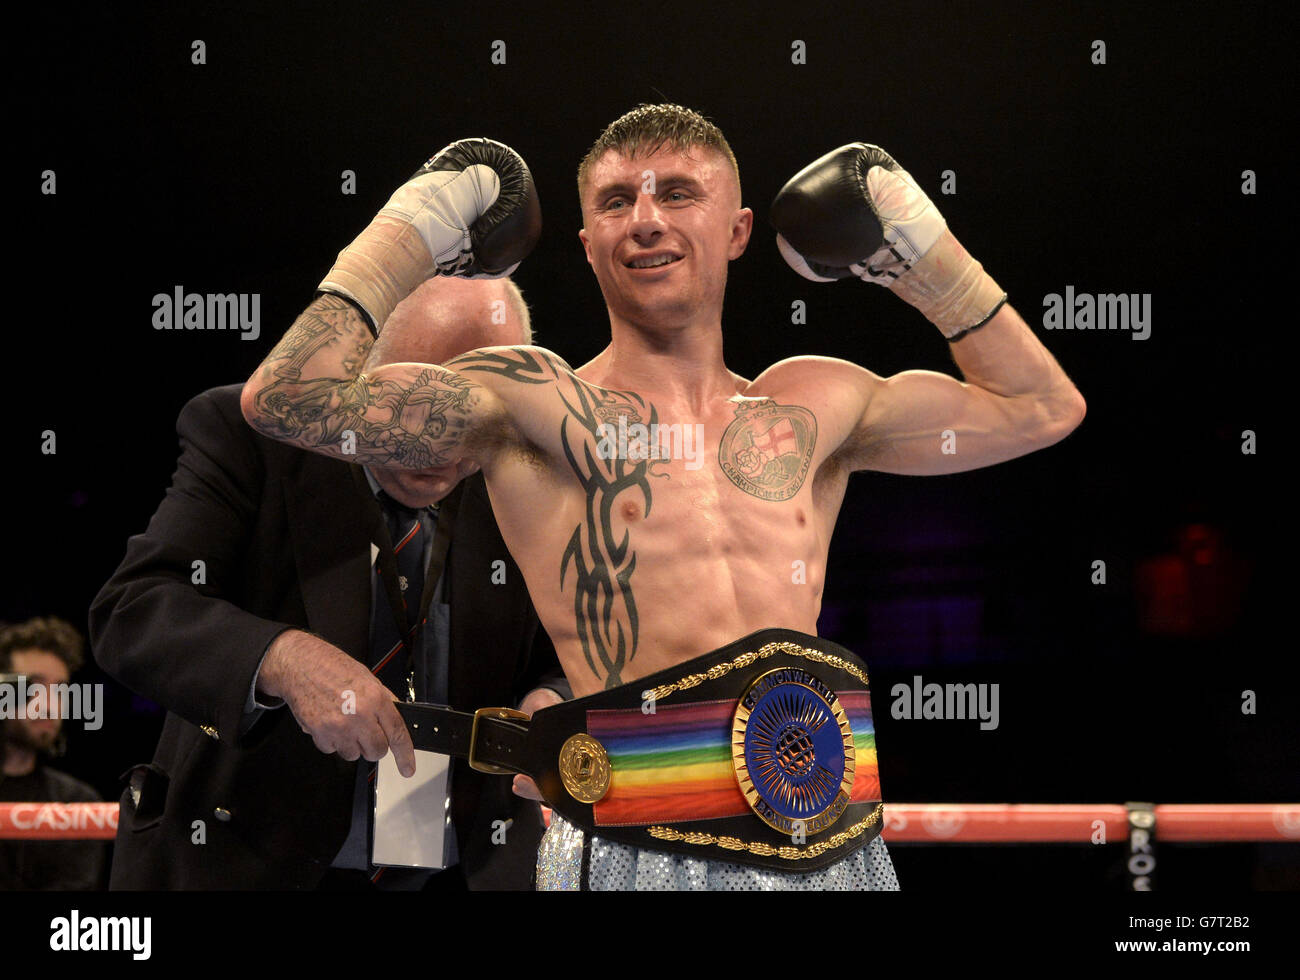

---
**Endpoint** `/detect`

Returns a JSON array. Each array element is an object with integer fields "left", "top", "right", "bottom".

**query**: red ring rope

[{"left": 3, "top": 802, "right": 1297, "bottom": 842}]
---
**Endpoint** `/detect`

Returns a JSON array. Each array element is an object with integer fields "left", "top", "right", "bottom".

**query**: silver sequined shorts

[{"left": 536, "top": 812, "right": 900, "bottom": 891}]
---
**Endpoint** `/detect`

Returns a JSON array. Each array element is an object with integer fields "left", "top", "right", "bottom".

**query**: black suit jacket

[{"left": 89, "top": 384, "right": 562, "bottom": 889}]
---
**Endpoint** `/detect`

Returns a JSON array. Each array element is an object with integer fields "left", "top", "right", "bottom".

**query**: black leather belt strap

[{"left": 395, "top": 703, "right": 532, "bottom": 776}]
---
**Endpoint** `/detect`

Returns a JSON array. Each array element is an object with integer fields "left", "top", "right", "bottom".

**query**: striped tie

[
  {"left": 361, "top": 493, "right": 431, "bottom": 886},
  {"left": 371, "top": 493, "right": 427, "bottom": 698}
]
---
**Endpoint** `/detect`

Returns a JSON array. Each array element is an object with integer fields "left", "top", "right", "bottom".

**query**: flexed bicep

[{"left": 844, "top": 368, "right": 1056, "bottom": 476}]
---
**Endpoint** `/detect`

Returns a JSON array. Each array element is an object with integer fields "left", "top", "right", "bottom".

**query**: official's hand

[
  {"left": 510, "top": 686, "right": 564, "bottom": 801},
  {"left": 511, "top": 775, "right": 544, "bottom": 801},
  {"left": 258, "top": 629, "right": 417, "bottom": 777}
]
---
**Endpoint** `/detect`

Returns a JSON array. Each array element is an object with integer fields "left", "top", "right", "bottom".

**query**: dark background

[{"left": 8, "top": 1, "right": 1294, "bottom": 890}]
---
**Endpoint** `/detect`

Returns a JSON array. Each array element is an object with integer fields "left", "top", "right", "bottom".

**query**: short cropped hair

[
  {"left": 0, "top": 617, "right": 85, "bottom": 673},
  {"left": 577, "top": 103, "right": 740, "bottom": 207}
]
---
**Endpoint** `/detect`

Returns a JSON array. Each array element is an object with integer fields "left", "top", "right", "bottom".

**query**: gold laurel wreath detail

[
  {"left": 643, "top": 642, "right": 869, "bottom": 703},
  {"left": 646, "top": 803, "right": 885, "bottom": 860}
]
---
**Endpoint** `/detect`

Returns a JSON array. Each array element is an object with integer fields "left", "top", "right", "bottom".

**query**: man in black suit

[{"left": 89, "top": 277, "right": 564, "bottom": 890}]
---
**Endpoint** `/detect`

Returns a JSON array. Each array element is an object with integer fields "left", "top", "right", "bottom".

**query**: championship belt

[{"left": 397, "top": 627, "right": 884, "bottom": 872}]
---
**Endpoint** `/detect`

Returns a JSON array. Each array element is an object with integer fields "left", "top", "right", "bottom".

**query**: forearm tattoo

[
  {"left": 449, "top": 347, "right": 660, "bottom": 689},
  {"left": 245, "top": 295, "right": 478, "bottom": 467}
]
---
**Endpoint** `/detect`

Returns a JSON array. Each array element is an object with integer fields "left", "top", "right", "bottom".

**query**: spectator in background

[{"left": 0, "top": 617, "right": 107, "bottom": 890}]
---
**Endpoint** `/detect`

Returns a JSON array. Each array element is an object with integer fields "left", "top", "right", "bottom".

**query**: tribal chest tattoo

[
  {"left": 449, "top": 349, "right": 656, "bottom": 689},
  {"left": 449, "top": 349, "right": 818, "bottom": 690}
]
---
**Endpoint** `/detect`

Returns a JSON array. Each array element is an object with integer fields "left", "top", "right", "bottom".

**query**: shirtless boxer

[{"left": 241, "top": 105, "right": 1085, "bottom": 889}]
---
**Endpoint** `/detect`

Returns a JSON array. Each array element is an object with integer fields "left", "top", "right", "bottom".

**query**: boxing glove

[
  {"left": 320, "top": 138, "right": 542, "bottom": 334},
  {"left": 771, "top": 143, "right": 1005, "bottom": 339}
]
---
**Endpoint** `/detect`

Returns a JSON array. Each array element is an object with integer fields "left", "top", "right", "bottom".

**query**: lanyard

[{"left": 351, "top": 467, "right": 463, "bottom": 701}]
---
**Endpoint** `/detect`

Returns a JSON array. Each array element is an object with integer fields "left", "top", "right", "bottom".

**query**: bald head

[
  {"left": 366, "top": 277, "right": 532, "bottom": 370},
  {"left": 360, "top": 277, "right": 532, "bottom": 508}
]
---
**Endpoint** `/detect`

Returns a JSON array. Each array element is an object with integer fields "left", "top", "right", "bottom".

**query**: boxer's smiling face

[{"left": 579, "top": 145, "right": 751, "bottom": 332}]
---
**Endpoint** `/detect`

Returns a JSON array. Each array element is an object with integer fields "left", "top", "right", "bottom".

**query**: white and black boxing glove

[
  {"left": 319, "top": 137, "right": 542, "bottom": 335},
  {"left": 770, "top": 143, "right": 1005, "bottom": 340}
]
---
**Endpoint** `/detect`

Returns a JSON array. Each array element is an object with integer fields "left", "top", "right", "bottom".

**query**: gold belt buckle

[{"left": 468, "top": 707, "right": 529, "bottom": 774}]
